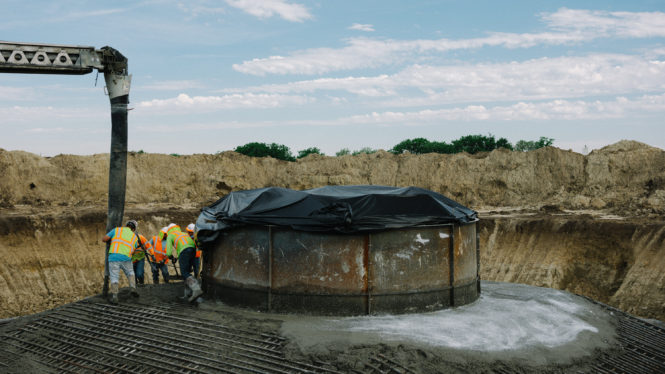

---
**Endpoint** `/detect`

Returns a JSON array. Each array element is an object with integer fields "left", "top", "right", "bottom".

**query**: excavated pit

[
  {"left": 1, "top": 142, "right": 665, "bottom": 371},
  {"left": 1, "top": 207, "right": 663, "bottom": 322}
]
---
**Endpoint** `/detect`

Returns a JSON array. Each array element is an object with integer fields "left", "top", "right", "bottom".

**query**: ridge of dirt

[{"left": 1, "top": 140, "right": 664, "bottom": 215}]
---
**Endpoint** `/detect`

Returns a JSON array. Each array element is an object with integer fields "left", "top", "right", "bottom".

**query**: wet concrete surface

[{"left": 1, "top": 280, "right": 664, "bottom": 373}]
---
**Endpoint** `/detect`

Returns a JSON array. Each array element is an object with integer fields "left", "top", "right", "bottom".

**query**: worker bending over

[
  {"left": 148, "top": 227, "right": 170, "bottom": 284},
  {"left": 131, "top": 233, "right": 151, "bottom": 285},
  {"left": 164, "top": 223, "right": 203, "bottom": 302},
  {"left": 101, "top": 220, "right": 141, "bottom": 304},
  {"left": 186, "top": 223, "right": 202, "bottom": 279}
]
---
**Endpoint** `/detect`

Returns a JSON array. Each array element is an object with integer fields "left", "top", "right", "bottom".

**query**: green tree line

[{"left": 232, "top": 135, "right": 554, "bottom": 162}]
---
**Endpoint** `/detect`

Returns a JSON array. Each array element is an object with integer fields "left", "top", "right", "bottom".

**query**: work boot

[
  {"left": 186, "top": 276, "right": 204, "bottom": 303},
  {"left": 129, "top": 278, "right": 139, "bottom": 298},
  {"left": 109, "top": 283, "right": 119, "bottom": 305}
]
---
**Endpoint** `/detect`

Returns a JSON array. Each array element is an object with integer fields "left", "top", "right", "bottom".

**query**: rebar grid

[
  {"left": 0, "top": 300, "right": 343, "bottom": 373},
  {"left": 4, "top": 295, "right": 664, "bottom": 373}
]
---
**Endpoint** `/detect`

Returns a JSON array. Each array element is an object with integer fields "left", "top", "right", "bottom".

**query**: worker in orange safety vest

[
  {"left": 101, "top": 220, "right": 141, "bottom": 304},
  {"left": 131, "top": 233, "right": 152, "bottom": 285},
  {"left": 148, "top": 227, "right": 170, "bottom": 284}
]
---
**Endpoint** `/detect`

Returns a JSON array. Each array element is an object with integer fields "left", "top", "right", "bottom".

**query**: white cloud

[
  {"left": 138, "top": 80, "right": 206, "bottom": 91},
  {"left": 349, "top": 23, "right": 374, "bottom": 32},
  {"left": 0, "top": 105, "right": 102, "bottom": 122},
  {"left": 543, "top": 8, "right": 665, "bottom": 38},
  {"left": 0, "top": 86, "right": 37, "bottom": 101},
  {"left": 135, "top": 93, "right": 665, "bottom": 133},
  {"left": 232, "top": 8, "right": 665, "bottom": 75},
  {"left": 177, "top": 3, "right": 226, "bottom": 20},
  {"left": 228, "top": 54, "right": 665, "bottom": 104},
  {"left": 224, "top": 0, "right": 311, "bottom": 22},
  {"left": 137, "top": 92, "right": 313, "bottom": 113},
  {"left": 137, "top": 120, "right": 277, "bottom": 132},
  {"left": 342, "top": 94, "right": 665, "bottom": 124},
  {"left": 25, "top": 127, "right": 68, "bottom": 134},
  {"left": 55, "top": 7, "right": 129, "bottom": 21}
]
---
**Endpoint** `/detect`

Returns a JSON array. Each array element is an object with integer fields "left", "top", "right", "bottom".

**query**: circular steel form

[{"left": 203, "top": 222, "right": 480, "bottom": 315}]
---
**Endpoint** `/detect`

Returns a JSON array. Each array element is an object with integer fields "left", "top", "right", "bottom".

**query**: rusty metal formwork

[{"left": 204, "top": 222, "right": 480, "bottom": 315}]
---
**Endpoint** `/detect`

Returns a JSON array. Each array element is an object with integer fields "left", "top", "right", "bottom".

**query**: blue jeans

[
  {"left": 133, "top": 258, "right": 145, "bottom": 284},
  {"left": 109, "top": 260, "right": 134, "bottom": 284},
  {"left": 151, "top": 262, "right": 170, "bottom": 283},
  {"left": 178, "top": 247, "right": 196, "bottom": 280},
  {"left": 192, "top": 256, "right": 200, "bottom": 278}
]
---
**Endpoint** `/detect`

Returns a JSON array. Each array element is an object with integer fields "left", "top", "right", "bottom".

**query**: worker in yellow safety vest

[
  {"left": 186, "top": 223, "right": 202, "bottom": 279},
  {"left": 131, "top": 233, "right": 152, "bottom": 285},
  {"left": 164, "top": 223, "right": 203, "bottom": 302},
  {"left": 148, "top": 227, "right": 170, "bottom": 284},
  {"left": 101, "top": 220, "right": 141, "bottom": 304}
]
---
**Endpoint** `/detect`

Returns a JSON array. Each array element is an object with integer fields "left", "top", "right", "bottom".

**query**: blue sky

[{"left": 1, "top": 0, "right": 665, "bottom": 156}]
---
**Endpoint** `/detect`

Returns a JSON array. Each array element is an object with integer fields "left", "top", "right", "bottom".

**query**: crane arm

[{"left": 0, "top": 41, "right": 104, "bottom": 74}]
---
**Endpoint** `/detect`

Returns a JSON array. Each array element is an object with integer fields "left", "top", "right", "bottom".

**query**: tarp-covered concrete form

[{"left": 196, "top": 185, "right": 477, "bottom": 245}]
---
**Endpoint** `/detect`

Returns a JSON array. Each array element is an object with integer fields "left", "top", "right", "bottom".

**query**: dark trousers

[
  {"left": 151, "top": 262, "right": 170, "bottom": 284},
  {"left": 133, "top": 258, "right": 145, "bottom": 284},
  {"left": 193, "top": 256, "right": 200, "bottom": 278},
  {"left": 178, "top": 247, "right": 196, "bottom": 280}
]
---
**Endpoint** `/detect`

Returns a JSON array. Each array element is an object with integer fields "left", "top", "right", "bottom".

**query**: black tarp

[{"left": 196, "top": 185, "right": 478, "bottom": 245}]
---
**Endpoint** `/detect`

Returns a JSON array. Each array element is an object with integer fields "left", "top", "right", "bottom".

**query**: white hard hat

[
  {"left": 160, "top": 226, "right": 168, "bottom": 234},
  {"left": 167, "top": 223, "right": 177, "bottom": 229},
  {"left": 126, "top": 220, "right": 138, "bottom": 230},
  {"left": 186, "top": 223, "right": 195, "bottom": 233}
]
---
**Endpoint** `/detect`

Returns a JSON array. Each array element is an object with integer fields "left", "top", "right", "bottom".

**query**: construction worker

[
  {"left": 164, "top": 223, "right": 203, "bottom": 302},
  {"left": 186, "top": 223, "right": 202, "bottom": 279},
  {"left": 101, "top": 220, "right": 141, "bottom": 304},
  {"left": 131, "top": 233, "right": 151, "bottom": 285},
  {"left": 148, "top": 227, "right": 170, "bottom": 284}
]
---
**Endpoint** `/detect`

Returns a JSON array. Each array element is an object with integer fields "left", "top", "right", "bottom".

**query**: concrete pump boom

[{"left": 0, "top": 41, "right": 132, "bottom": 297}]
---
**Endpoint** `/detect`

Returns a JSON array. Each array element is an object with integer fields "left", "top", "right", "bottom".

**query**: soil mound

[{"left": 1, "top": 140, "right": 664, "bottom": 214}]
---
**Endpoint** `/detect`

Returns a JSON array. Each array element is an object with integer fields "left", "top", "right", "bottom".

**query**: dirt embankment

[
  {"left": 0, "top": 208, "right": 197, "bottom": 318},
  {"left": 1, "top": 140, "right": 664, "bottom": 320},
  {"left": 480, "top": 215, "right": 665, "bottom": 320},
  {"left": 1, "top": 140, "right": 664, "bottom": 214}
]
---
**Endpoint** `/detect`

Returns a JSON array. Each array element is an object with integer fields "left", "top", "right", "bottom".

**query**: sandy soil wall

[
  {"left": 481, "top": 216, "right": 665, "bottom": 320},
  {"left": 0, "top": 209, "right": 197, "bottom": 319},
  {"left": 1, "top": 208, "right": 663, "bottom": 321}
]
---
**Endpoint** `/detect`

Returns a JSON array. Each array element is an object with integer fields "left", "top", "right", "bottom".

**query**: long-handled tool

[
  {"left": 170, "top": 256, "right": 181, "bottom": 280},
  {"left": 135, "top": 232, "right": 157, "bottom": 267}
]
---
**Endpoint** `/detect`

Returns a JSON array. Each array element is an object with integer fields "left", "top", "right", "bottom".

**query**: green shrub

[
  {"left": 514, "top": 137, "right": 554, "bottom": 152},
  {"left": 297, "top": 147, "right": 324, "bottom": 158},
  {"left": 351, "top": 147, "right": 377, "bottom": 155},
  {"left": 235, "top": 142, "right": 296, "bottom": 161},
  {"left": 451, "top": 134, "right": 513, "bottom": 153},
  {"left": 390, "top": 134, "right": 512, "bottom": 155},
  {"left": 335, "top": 148, "right": 351, "bottom": 156}
]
